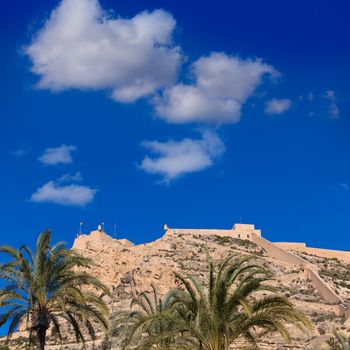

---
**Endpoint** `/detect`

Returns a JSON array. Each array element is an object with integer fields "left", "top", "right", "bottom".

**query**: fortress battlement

[{"left": 164, "top": 223, "right": 261, "bottom": 240}]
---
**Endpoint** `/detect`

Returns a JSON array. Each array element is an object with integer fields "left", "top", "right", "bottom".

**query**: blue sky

[{"left": 0, "top": 0, "right": 349, "bottom": 251}]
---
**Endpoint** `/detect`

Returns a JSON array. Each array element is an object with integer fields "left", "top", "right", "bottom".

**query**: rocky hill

[{"left": 4, "top": 224, "right": 350, "bottom": 349}]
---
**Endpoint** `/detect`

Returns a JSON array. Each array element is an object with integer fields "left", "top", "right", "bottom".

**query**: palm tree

[
  {"left": 147, "top": 253, "right": 312, "bottom": 350},
  {"left": 326, "top": 331, "right": 350, "bottom": 350},
  {"left": 0, "top": 230, "right": 111, "bottom": 350},
  {"left": 102, "top": 284, "right": 177, "bottom": 350}
]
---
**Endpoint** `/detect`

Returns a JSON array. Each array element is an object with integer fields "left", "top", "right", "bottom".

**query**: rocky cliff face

[
  {"left": 71, "top": 228, "right": 350, "bottom": 349},
  {"left": 4, "top": 227, "right": 350, "bottom": 349}
]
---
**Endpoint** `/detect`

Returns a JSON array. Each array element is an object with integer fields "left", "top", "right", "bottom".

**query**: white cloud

[
  {"left": 13, "top": 148, "right": 29, "bottom": 157},
  {"left": 139, "top": 131, "right": 225, "bottom": 181},
  {"left": 265, "top": 98, "right": 292, "bottom": 115},
  {"left": 154, "top": 52, "right": 278, "bottom": 124},
  {"left": 325, "top": 90, "right": 336, "bottom": 101},
  {"left": 38, "top": 144, "right": 77, "bottom": 165},
  {"left": 340, "top": 183, "right": 349, "bottom": 191},
  {"left": 25, "top": 0, "right": 181, "bottom": 102},
  {"left": 325, "top": 90, "right": 340, "bottom": 119},
  {"left": 328, "top": 103, "right": 340, "bottom": 119},
  {"left": 30, "top": 176, "right": 96, "bottom": 206},
  {"left": 57, "top": 172, "right": 82, "bottom": 183}
]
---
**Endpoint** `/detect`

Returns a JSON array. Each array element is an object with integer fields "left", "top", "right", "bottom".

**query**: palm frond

[{"left": 0, "top": 230, "right": 110, "bottom": 349}]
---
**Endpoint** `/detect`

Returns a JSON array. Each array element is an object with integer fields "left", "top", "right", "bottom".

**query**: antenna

[
  {"left": 113, "top": 223, "right": 117, "bottom": 238},
  {"left": 79, "top": 220, "right": 83, "bottom": 235},
  {"left": 101, "top": 221, "right": 105, "bottom": 232}
]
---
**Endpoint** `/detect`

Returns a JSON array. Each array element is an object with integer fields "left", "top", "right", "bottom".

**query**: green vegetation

[
  {"left": 0, "top": 230, "right": 110, "bottom": 350},
  {"left": 103, "top": 284, "right": 176, "bottom": 350},
  {"left": 320, "top": 268, "right": 350, "bottom": 281},
  {"left": 108, "top": 252, "right": 311, "bottom": 350},
  {"left": 215, "top": 235, "right": 232, "bottom": 245},
  {"left": 0, "top": 232, "right": 316, "bottom": 350},
  {"left": 214, "top": 235, "right": 265, "bottom": 256},
  {"left": 325, "top": 331, "right": 350, "bottom": 350}
]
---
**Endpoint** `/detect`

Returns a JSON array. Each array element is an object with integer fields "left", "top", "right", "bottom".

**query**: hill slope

[{"left": 4, "top": 225, "right": 350, "bottom": 349}]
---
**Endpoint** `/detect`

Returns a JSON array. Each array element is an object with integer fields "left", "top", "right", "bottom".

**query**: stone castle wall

[
  {"left": 252, "top": 235, "right": 305, "bottom": 266},
  {"left": 164, "top": 223, "right": 261, "bottom": 241},
  {"left": 75, "top": 224, "right": 350, "bottom": 320},
  {"left": 305, "top": 267, "right": 343, "bottom": 305},
  {"left": 275, "top": 242, "right": 307, "bottom": 249},
  {"left": 166, "top": 223, "right": 348, "bottom": 317}
]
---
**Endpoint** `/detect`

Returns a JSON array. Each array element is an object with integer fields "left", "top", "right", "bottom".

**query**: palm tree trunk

[{"left": 37, "top": 327, "right": 47, "bottom": 350}]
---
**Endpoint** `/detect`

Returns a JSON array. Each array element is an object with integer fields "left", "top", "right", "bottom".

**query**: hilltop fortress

[
  {"left": 5, "top": 222, "right": 350, "bottom": 349},
  {"left": 164, "top": 223, "right": 262, "bottom": 240},
  {"left": 164, "top": 223, "right": 350, "bottom": 320},
  {"left": 75, "top": 223, "right": 350, "bottom": 321},
  {"left": 163, "top": 223, "right": 350, "bottom": 262}
]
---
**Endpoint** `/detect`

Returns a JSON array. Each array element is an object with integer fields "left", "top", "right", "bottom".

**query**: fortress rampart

[
  {"left": 274, "top": 242, "right": 307, "bottom": 249},
  {"left": 74, "top": 223, "right": 350, "bottom": 322},
  {"left": 165, "top": 223, "right": 350, "bottom": 320},
  {"left": 164, "top": 223, "right": 261, "bottom": 240}
]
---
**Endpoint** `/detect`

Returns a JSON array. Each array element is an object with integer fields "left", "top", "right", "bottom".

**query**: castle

[
  {"left": 164, "top": 223, "right": 261, "bottom": 240},
  {"left": 162, "top": 223, "right": 350, "bottom": 322},
  {"left": 75, "top": 222, "right": 350, "bottom": 322}
]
